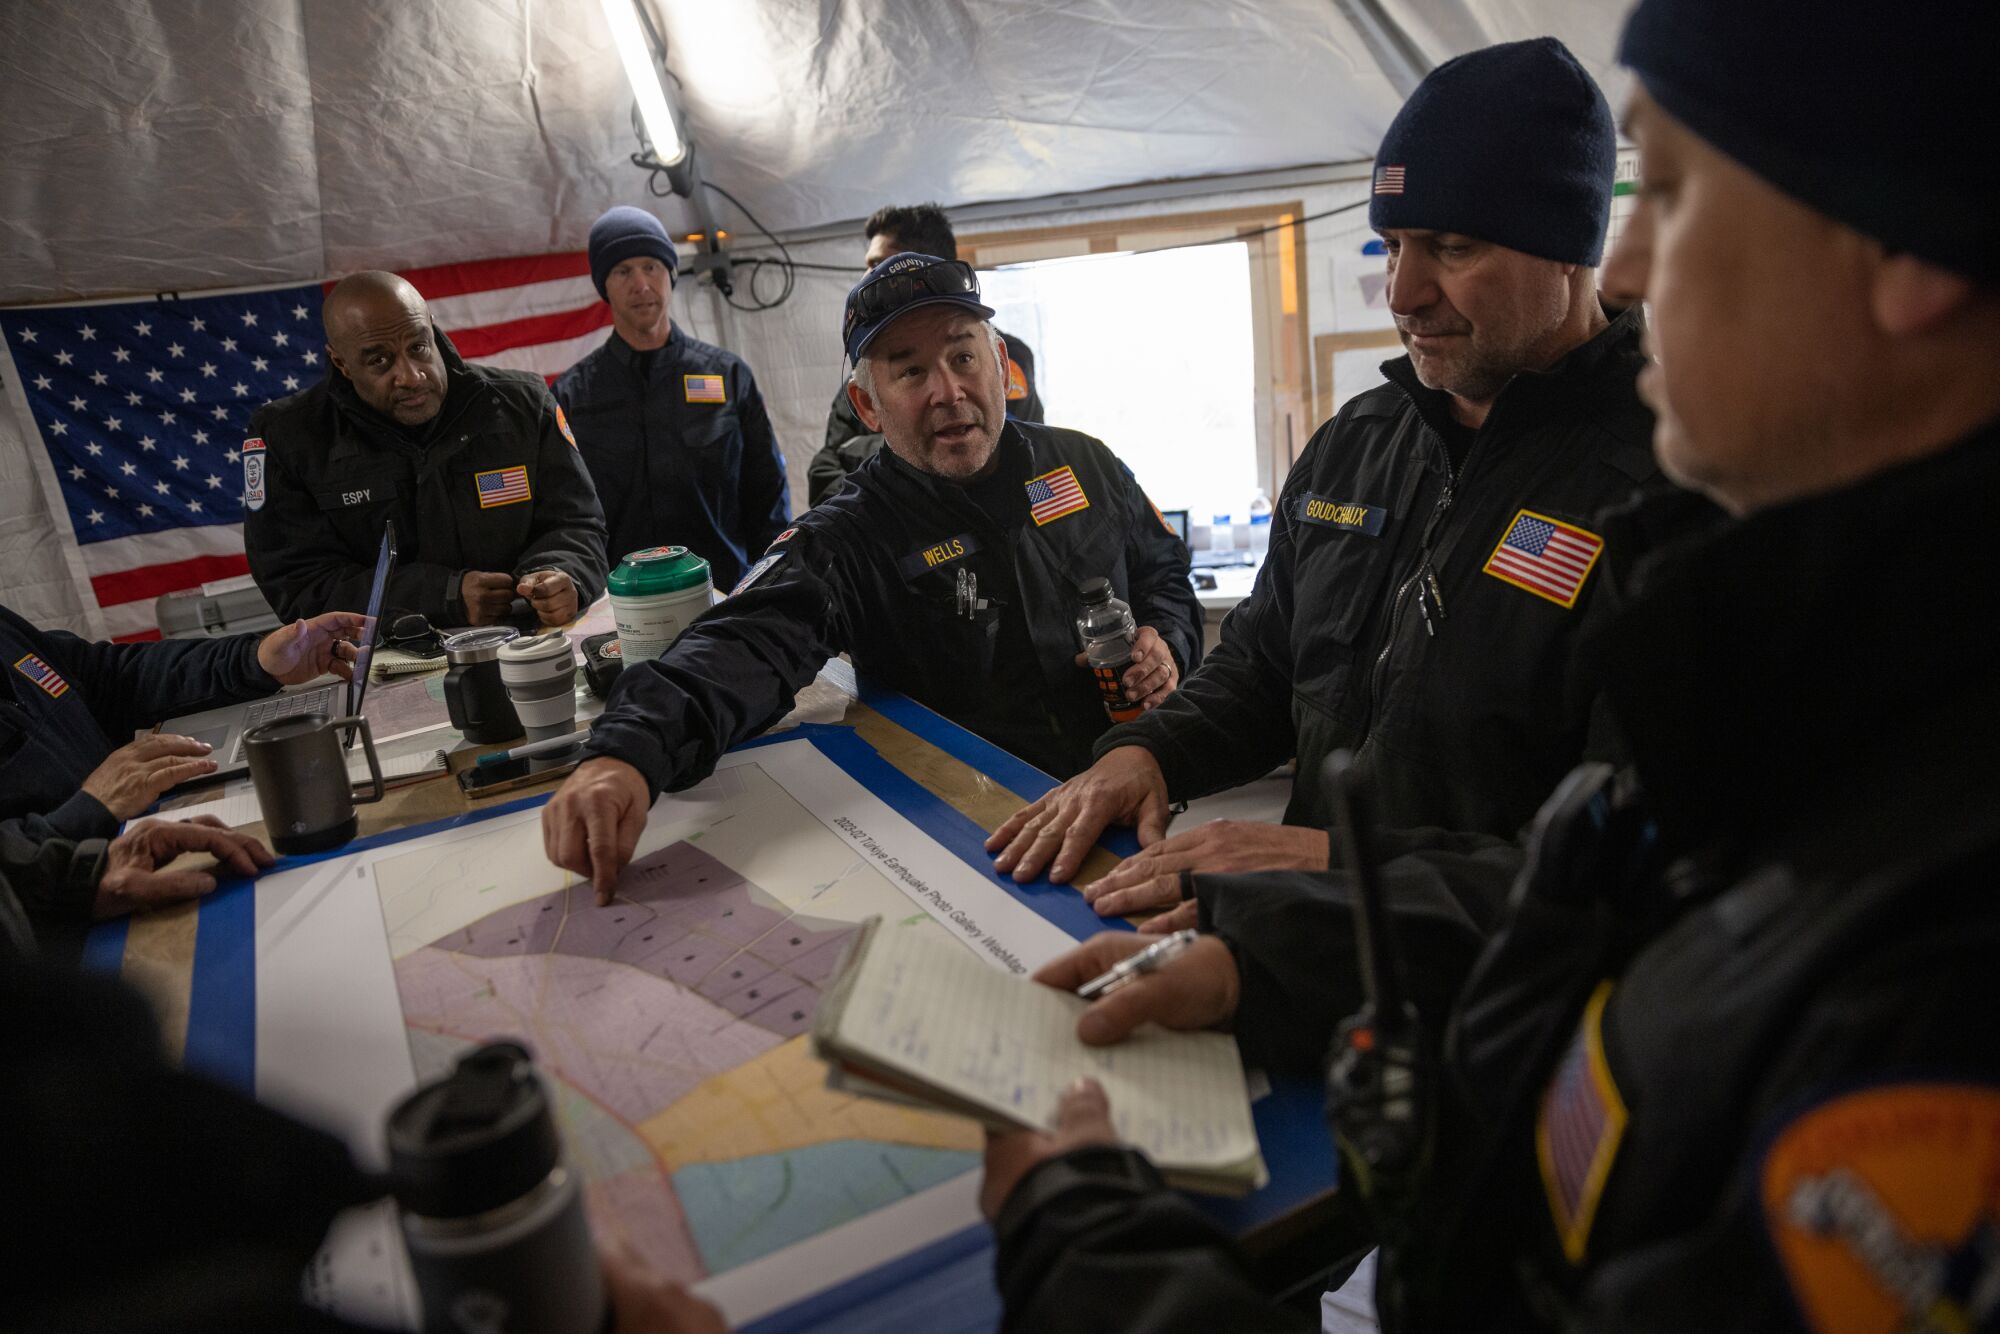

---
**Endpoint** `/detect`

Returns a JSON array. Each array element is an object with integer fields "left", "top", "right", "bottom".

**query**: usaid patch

[
  {"left": 731, "top": 550, "right": 785, "bottom": 596},
  {"left": 243, "top": 450, "right": 267, "bottom": 512},
  {"left": 684, "top": 374, "right": 726, "bottom": 404},
  {"left": 1293, "top": 494, "right": 1387, "bottom": 536},
  {"left": 897, "top": 532, "right": 981, "bottom": 581},
  {"left": 13, "top": 652, "right": 70, "bottom": 699}
]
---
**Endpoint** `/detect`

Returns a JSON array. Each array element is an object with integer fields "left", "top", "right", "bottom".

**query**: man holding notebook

[{"left": 981, "top": 4, "right": 2000, "bottom": 1330}]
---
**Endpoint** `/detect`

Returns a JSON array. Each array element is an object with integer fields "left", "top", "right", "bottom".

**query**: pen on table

[
  {"left": 1076, "top": 928, "right": 1200, "bottom": 1000},
  {"left": 474, "top": 729, "right": 592, "bottom": 765}
]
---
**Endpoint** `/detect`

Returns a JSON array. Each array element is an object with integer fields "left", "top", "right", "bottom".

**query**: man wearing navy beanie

[
  {"left": 555, "top": 206, "right": 791, "bottom": 587},
  {"left": 992, "top": 37, "right": 1713, "bottom": 924},
  {"left": 983, "top": 6, "right": 2000, "bottom": 1334}
]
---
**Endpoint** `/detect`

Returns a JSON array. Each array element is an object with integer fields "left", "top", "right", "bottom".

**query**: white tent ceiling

[{"left": 0, "top": 0, "right": 1634, "bottom": 306}]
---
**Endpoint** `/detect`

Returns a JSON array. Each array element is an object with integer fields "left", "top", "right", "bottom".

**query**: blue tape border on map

[
  {"left": 740, "top": 1221, "right": 992, "bottom": 1334},
  {"left": 106, "top": 790, "right": 554, "bottom": 1092},
  {"left": 855, "top": 679, "right": 1145, "bottom": 860},
  {"left": 78, "top": 915, "right": 128, "bottom": 975},
  {"left": 98, "top": 718, "right": 1310, "bottom": 1327},
  {"left": 784, "top": 723, "right": 1121, "bottom": 946},
  {"left": 114, "top": 718, "right": 1123, "bottom": 1089}
]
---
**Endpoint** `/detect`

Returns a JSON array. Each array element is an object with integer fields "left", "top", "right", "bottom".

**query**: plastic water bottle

[
  {"left": 1076, "top": 577, "right": 1143, "bottom": 724},
  {"left": 1210, "top": 513, "right": 1236, "bottom": 554},
  {"left": 1248, "top": 489, "right": 1273, "bottom": 557}
]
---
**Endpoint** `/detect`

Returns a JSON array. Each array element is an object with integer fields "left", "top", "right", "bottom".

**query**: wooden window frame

[{"left": 959, "top": 202, "right": 1313, "bottom": 499}]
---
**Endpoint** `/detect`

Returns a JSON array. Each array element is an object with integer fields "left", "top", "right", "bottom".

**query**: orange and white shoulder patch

[{"left": 1763, "top": 1083, "right": 2000, "bottom": 1333}]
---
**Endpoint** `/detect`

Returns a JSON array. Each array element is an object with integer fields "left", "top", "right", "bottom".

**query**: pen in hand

[{"left": 1076, "top": 928, "right": 1200, "bottom": 999}]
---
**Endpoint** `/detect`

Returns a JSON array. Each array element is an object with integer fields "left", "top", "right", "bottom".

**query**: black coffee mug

[
  {"left": 442, "top": 627, "right": 523, "bottom": 745},
  {"left": 243, "top": 713, "right": 385, "bottom": 854}
]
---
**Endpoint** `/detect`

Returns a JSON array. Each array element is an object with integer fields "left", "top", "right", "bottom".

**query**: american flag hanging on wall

[{"left": 0, "top": 251, "right": 610, "bottom": 639}]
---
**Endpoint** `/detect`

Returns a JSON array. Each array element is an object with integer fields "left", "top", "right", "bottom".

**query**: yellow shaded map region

[{"left": 642, "top": 1031, "right": 980, "bottom": 1171}]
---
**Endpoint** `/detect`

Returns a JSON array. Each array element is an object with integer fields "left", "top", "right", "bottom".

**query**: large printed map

[
  {"left": 268, "top": 737, "right": 1077, "bottom": 1327},
  {"left": 383, "top": 825, "right": 979, "bottom": 1281}
]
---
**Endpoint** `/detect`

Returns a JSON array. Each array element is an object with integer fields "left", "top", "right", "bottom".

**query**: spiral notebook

[{"left": 811, "top": 917, "right": 1268, "bottom": 1196}]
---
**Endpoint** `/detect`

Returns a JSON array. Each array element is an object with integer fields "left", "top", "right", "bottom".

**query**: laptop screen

[{"left": 346, "top": 520, "right": 398, "bottom": 717}]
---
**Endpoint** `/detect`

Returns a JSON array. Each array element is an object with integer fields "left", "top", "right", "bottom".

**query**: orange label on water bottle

[{"left": 1092, "top": 663, "right": 1143, "bottom": 723}]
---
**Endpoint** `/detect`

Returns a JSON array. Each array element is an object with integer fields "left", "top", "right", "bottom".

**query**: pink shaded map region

[
  {"left": 417, "top": 839, "right": 861, "bottom": 1042},
  {"left": 394, "top": 951, "right": 779, "bottom": 1125},
  {"left": 390, "top": 840, "right": 870, "bottom": 1284}
]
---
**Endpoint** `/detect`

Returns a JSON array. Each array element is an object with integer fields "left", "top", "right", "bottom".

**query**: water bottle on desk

[
  {"left": 1248, "top": 489, "right": 1273, "bottom": 557},
  {"left": 1209, "top": 512, "right": 1236, "bottom": 556}
]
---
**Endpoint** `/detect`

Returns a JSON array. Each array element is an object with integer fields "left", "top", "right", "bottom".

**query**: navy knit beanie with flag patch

[
  {"left": 1620, "top": 0, "right": 1997, "bottom": 285},
  {"left": 1368, "top": 37, "right": 1615, "bottom": 267}
]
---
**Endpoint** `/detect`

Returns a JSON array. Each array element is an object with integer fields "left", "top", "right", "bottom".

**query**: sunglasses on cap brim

[{"left": 843, "top": 259, "right": 981, "bottom": 347}]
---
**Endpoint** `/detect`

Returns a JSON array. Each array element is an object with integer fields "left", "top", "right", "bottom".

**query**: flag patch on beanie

[{"left": 1374, "top": 165, "right": 1406, "bottom": 195}]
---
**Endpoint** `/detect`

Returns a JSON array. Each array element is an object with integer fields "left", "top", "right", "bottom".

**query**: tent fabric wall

[
  {"left": 723, "top": 169, "right": 1388, "bottom": 524},
  {"left": 1, "top": 0, "right": 1421, "bottom": 304},
  {"left": 2, "top": 0, "right": 1637, "bottom": 634}
]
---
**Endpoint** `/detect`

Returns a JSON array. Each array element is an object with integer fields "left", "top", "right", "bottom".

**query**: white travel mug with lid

[{"left": 496, "top": 632, "right": 580, "bottom": 767}]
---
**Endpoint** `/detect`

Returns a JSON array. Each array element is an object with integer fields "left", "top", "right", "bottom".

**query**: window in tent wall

[{"left": 961, "top": 203, "right": 1312, "bottom": 520}]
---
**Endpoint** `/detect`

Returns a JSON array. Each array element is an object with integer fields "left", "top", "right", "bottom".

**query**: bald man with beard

[{"left": 244, "top": 272, "right": 608, "bottom": 627}]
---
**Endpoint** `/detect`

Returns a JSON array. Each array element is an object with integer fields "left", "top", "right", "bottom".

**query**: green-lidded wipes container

[{"left": 607, "top": 546, "right": 713, "bottom": 661}]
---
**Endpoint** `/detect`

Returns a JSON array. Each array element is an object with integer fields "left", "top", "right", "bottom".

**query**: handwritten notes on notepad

[{"left": 812, "top": 919, "right": 1266, "bottom": 1194}]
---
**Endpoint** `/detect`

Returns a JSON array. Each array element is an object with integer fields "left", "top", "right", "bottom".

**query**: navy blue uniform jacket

[
  {"left": 244, "top": 331, "right": 609, "bottom": 624},
  {"left": 587, "top": 422, "right": 1201, "bottom": 792},
  {"left": 0, "top": 605, "right": 276, "bottom": 845},
  {"left": 1101, "top": 306, "right": 1712, "bottom": 839},
  {"left": 554, "top": 325, "right": 790, "bottom": 587}
]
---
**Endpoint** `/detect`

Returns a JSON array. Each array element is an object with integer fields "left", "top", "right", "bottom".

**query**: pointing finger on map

[{"left": 542, "top": 756, "right": 651, "bottom": 901}]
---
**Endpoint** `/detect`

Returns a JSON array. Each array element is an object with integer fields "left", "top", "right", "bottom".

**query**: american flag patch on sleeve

[
  {"left": 1537, "top": 981, "right": 1628, "bottom": 1263},
  {"left": 1025, "top": 465, "right": 1089, "bottom": 526},
  {"left": 684, "top": 374, "right": 726, "bottom": 404},
  {"left": 13, "top": 652, "right": 70, "bottom": 699},
  {"left": 474, "top": 465, "right": 532, "bottom": 508},
  {"left": 1483, "top": 509, "right": 1605, "bottom": 609}
]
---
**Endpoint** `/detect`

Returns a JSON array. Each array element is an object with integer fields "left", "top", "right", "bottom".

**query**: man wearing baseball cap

[
  {"left": 554, "top": 205, "right": 791, "bottom": 587},
  {"left": 990, "top": 37, "right": 1712, "bottom": 932},
  {"left": 542, "top": 253, "right": 1201, "bottom": 898},
  {"left": 980, "top": 6, "right": 2000, "bottom": 1330}
]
